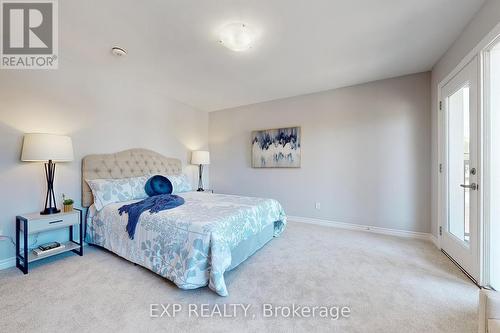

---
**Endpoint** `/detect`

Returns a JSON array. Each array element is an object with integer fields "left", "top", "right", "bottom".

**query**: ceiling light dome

[{"left": 218, "top": 22, "right": 255, "bottom": 52}]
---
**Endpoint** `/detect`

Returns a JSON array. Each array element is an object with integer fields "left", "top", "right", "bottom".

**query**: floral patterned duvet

[{"left": 86, "top": 192, "right": 286, "bottom": 296}]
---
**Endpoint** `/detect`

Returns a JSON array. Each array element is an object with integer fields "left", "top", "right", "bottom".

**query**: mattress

[{"left": 86, "top": 191, "right": 286, "bottom": 296}]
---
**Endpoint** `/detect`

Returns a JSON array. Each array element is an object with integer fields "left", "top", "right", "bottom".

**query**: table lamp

[
  {"left": 191, "top": 151, "right": 210, "bottom": 192},
  {"left": 21, "top": 133, "right": 74, "bottom": 215}
]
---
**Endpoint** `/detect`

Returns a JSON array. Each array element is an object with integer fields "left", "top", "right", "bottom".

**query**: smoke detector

[{"left": 111, "top": 47, "right": 127, "bottom": 57}]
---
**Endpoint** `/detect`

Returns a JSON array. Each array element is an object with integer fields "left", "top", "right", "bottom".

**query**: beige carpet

[{"left": 0, "top": 222, "right": 478, "bottom": 332}]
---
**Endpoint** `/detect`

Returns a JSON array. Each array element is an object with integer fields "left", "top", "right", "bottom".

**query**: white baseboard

[
  {"left": 0, "top": 257, "right": 16, "bottom": 270},
  {"left": 288, "top": 215, "right": 435, "bottom": 243},
  {"left": 430, "top": 235, "right": 440, "bottom": 249}
]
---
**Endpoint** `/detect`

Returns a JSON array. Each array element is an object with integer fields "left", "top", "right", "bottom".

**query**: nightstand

[{"left": 16, "top": 209, "right": 83, "bottom": 274}]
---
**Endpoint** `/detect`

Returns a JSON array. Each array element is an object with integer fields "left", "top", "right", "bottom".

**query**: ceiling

[{"left": 61, "top": 0, "right": 485, "bottom": 111}]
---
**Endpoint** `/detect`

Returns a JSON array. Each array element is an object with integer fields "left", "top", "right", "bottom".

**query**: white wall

[
  {"left": 0, "top": 67, "right": 208, "bottom": 263},
  {"left": 209, "top": 72, "right": 431, "bottom": 233},
  {"left": 431, "top": 0, "right": 500, "bottom": 237}
]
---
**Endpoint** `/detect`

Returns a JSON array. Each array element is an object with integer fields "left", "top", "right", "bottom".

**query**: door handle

[{"left": 460, "top": 183, "right": 478, "bottom": 190}]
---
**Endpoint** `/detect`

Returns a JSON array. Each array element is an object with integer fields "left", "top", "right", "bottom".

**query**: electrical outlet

[{"left": 315, "top": 202, "right": 321, "bottom": 210}]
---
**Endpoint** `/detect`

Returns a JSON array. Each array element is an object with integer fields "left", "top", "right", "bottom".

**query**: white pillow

[
  {"left": 86, "top": 176, "right": 148, "bottom": 211},
  {"left": 166, "top": 174, "right": 192, "bottom": 193}
]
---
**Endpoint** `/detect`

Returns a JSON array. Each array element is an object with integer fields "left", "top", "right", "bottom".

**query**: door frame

[
  {"left": 437, "top": 21, "right": 500, "bottom": 287},
  {"left": 481, "top": 34, "right": 500, "bottom": 288}
]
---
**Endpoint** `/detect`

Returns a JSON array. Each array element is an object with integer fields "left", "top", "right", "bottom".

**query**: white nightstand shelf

[
  {"left": 16, "top": 209, "right": 83, "bottom": 274},
  {"left": 27, "top": 241, "right": 81, "bottom": 263}
]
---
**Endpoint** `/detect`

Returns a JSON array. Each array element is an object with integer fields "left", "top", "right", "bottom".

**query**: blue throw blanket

[{"left": 118, "top": 194, "right": 184, "bottom": 239}]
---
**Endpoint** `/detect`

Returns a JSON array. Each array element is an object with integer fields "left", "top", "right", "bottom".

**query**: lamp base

[
  {"left": 41, "top": 160, "right": 60, "bottom": 215},
  {"left": 40, "top": 207, "right": 61, "bottom": 215},
  {"left": 197, "top": 164, "right": 205, "bottom": 193}
]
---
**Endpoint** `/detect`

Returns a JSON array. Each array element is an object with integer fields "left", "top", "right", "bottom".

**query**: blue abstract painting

[{"left": 251, "top": 127, "right": 301, "bottom": 168}]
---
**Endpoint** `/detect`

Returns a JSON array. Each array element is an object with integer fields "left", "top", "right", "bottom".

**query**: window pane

[{"left": 448, "top": 84, "right": 470, "bottom": 243}]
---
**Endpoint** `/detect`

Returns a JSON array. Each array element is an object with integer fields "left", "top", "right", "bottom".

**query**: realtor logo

[{"left": 1, "top": 0, "right": 58, "bottom": 69}]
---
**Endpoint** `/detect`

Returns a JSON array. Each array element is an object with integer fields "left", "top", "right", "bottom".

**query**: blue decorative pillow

[{"left": 145, "top": 175, "right": 173, "bottom": 197}]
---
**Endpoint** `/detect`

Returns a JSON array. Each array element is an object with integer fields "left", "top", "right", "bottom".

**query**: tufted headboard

[{"left": 81, "top": 148, "right": 182, "bottom": 208}]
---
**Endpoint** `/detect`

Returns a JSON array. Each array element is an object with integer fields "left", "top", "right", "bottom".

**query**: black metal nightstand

[{"left": 16, "top": 209, "right": 83, "bottom": 274}]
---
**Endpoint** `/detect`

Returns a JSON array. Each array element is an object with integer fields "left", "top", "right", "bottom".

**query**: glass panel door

[{"left": 440, "top": 56, "right": 480, "bottom": 282}]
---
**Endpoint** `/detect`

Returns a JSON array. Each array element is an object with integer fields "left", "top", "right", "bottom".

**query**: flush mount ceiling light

[
  {"left": 218, "top": 22, "right": 255, "bottom": 52},
  {"left": 111, "top": 47, "right": 127, "bottom": 57}
]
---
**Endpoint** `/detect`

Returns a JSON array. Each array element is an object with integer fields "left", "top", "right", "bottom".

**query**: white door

[{"left": 440, "top": 56, "right": 480, "bottom": 282}]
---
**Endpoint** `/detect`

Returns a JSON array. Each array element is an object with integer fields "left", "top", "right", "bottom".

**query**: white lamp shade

[
  {"left": 191, "top": 151, "right": 210, "bottom": 165},
  {"left": 21, "top": 133, "right": 74, "bottom": 162}
]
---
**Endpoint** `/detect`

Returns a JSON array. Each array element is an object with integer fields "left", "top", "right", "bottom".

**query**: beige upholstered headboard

[{"left": 81, "top": 148, "right": 182, "bottom": 208}]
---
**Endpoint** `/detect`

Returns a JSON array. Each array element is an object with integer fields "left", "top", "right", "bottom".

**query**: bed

[{"left": 82, "top": 149, "right": 286, "bottom": 296}]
